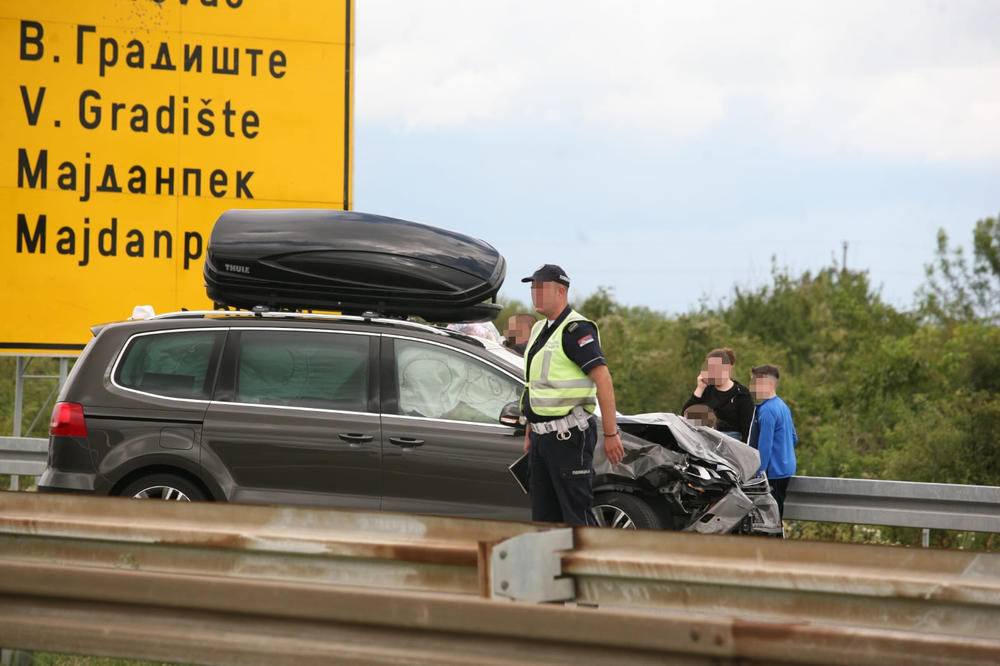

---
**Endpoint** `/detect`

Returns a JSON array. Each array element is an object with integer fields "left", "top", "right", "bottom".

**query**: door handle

[
  {"left": 389, "top": 437, "right": 424, "bottom": 448},
  {"left": 339, "top": 433, "right": 374, "bottom": 444}
]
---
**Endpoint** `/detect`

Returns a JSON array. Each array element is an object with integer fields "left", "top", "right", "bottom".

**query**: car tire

[
  {"left": 120, "top": 473, "right": 206, "bottom": 502},
  {"left": 592, "top": 491, "right": 663, "bottom": 530}
]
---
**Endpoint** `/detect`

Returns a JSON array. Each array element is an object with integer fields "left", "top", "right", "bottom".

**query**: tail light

[{"left": 50, "top": 402, "right": 88, "bottom": 437}]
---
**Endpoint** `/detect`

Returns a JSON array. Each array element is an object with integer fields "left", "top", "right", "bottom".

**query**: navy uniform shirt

[{"left": 522, "top": 306, "right": 606, "bottom": 423}]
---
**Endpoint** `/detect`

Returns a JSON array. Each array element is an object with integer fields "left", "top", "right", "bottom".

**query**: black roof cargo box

[{"left": 204, "top": 209, "right": 506, "bottom": 322}]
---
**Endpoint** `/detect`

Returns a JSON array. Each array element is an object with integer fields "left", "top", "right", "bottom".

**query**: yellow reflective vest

[{"left": 522, "top": 310, "right": 598, "bottom": 417}]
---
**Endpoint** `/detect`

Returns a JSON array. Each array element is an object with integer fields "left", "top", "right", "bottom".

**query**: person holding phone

[{"left": 681, "top": 348, "right": 754, "bottom": 441}]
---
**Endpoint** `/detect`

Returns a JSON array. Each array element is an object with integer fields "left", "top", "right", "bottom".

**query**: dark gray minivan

[{"left": 40, "top": 311, "right": 536, "bottom": 521}]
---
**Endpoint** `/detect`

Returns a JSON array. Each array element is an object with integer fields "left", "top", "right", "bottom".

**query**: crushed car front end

[{"left": 594, "top": 413, "right": 783, "bottom": 536}]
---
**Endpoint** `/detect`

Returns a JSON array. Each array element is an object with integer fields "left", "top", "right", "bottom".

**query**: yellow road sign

[{"left": 1, "top": 0, "right": 353, "bottom": 354}]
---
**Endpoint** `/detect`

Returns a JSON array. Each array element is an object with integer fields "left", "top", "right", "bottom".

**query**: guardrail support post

[
  {"left": 13, "top": 357, "right": 24, "bottom": 440},
  {"left": 10, "top": 357, "right": 25, "bottom": 491},
  {"left": 490, "top": 528, "right": 575, "bottom": 603}
]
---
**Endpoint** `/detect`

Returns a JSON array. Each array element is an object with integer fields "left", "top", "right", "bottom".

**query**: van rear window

[{"left": 116, "top": 330, "right": 223, "bottom": 399}]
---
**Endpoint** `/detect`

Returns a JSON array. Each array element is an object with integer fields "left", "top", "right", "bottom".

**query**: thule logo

[{"left": 225, "top": 263, "right": 250, "bottom": 274}]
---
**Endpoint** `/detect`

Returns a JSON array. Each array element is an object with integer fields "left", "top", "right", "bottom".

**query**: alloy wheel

[
  {"left": 591, "top": 504, "right": 636, "bottom": 529},
  {"left": 131, "top": 485, "right": 192, "bottom": 501}
]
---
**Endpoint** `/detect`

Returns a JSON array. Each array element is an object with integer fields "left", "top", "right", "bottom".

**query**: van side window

[
  {"left": 116, "top": 330, "right": 223, "bottom": 399},
  {"left": 394, "top": 339, "right": 520, "bottom": 423},
  {"left": 235, "top": 330, "right": 370, "bottom": 412}
]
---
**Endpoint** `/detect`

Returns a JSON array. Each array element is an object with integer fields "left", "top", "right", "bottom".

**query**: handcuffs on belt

[{"left": 529, "top": 405, "right": 592, "bottom": 440}]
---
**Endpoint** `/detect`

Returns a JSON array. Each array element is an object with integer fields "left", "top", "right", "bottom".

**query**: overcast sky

[{"left": 354, "top": 1, "right": 1000, "bottom": 315}]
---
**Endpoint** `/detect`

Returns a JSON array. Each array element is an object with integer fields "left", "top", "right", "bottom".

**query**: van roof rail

[{"left": 147, "top": 309, "right": 485, "bottom": 345}]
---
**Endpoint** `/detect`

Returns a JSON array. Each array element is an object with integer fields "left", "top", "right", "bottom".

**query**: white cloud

[
  {"left": 826, "top": 66, "right": 1000, "bottom": 163},
  {"left": 357, "top": 1, "right": 1000, "bottom": 163},
  {"left": 356, "top": 2, "right": 734, "bottom": 137}
]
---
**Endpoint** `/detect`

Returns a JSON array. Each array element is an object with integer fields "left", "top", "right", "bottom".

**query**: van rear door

[{"left": 202, "top": 328, "right": 381, "bottom": 508}]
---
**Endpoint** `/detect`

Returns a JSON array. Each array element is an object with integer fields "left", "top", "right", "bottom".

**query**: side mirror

[{"left": 499, "top": 401, "right": 524, "bottom": 431}]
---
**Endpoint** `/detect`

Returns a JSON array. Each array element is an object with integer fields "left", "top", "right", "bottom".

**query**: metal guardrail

[
  {"left": 4, "top": 558, "right": 999, "bottom": 666},
  {"left": 1, "top": 492, "right": 1000, "bottom": 665},
  {"left": 0, "top": 488, "right": 537, "bottom": 597},
  {"left": 0, "top": 437, "right": 47, "bottom": 474},
  {"left": 0, "top": 437, "right": 46, "bottom": 491},
  {"left": 785, "top": 475, "right": 1000, "bottom": 533}
]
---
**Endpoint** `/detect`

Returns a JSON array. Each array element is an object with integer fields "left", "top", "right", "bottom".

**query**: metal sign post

[{"left": 7, "top": 355, "right": 70, "bottom": 491}]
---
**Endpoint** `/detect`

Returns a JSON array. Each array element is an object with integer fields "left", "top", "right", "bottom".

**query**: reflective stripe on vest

[{"left": 524, "top": 310, "right": 598, "bottom": 416}]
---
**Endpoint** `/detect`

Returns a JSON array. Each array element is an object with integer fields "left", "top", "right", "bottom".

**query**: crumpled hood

[
  {"left": 596, "top": 412, "right": 761, "bottom": 483},
  {"left": 595, "top": 434, "right": 687, "bottom": 480}
]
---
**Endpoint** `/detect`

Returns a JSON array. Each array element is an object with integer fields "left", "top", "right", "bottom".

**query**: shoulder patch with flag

[{"left": 577, "top": 334, "right": 594, "bottom": 347}]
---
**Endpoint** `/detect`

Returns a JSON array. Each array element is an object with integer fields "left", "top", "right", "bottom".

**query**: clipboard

[{"left": 508, "top": 452, "right": 530, "bottom": 494}]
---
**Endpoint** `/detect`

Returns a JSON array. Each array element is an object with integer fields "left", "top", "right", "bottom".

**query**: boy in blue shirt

[{"left": 748, "top": 364, "right": 797, "bottom": 519}]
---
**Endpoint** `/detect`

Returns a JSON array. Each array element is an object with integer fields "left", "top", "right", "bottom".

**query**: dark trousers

[
  {"left": 770, "top": 476, "right": 791, "bottom": 520},
  {"left": 528, "top": 418, "right": 597, "bottom": 525}
]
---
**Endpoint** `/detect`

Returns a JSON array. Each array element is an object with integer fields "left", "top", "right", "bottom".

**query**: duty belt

[{"left": 529, "top": 406, "right": 592, "bottom": 440}]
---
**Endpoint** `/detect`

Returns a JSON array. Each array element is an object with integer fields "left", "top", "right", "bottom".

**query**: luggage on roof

[{"left": 203, "top": 209, "right": 506, "bottom": 322}]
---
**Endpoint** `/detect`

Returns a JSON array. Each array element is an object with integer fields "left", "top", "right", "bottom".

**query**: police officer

[{"left": 520, "top": 264, "right": 625, "bottom": 525}]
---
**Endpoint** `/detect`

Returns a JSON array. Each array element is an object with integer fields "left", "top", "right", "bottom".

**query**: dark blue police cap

[{"left": 521, "top": 264, "right": 570, "bottom": 286}]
